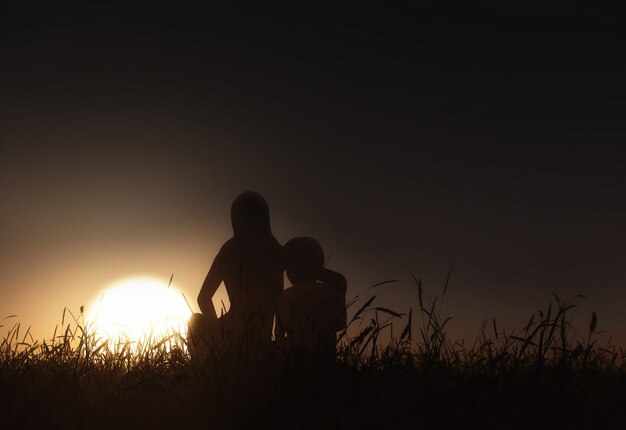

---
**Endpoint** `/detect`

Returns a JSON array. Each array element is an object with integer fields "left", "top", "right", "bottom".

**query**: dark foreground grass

[{"left": 2, "top": 280, "right": 626, "bottom": 430}]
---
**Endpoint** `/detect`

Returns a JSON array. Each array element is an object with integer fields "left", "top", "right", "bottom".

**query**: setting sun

[{"left": 86, "top": 277, "right": 192, "bottom": 351}]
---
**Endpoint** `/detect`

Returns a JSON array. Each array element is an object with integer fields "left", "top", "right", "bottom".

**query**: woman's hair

[{"left": 231, "top": 191, "right": 272, "bottom": 239}]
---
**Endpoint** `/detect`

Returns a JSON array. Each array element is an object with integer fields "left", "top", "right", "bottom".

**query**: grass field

[{"left": 2, "top": 279, "right": 625, "bottom": 430}]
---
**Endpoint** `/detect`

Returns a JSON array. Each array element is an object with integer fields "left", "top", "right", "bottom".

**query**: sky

[{"left": 1, "top": 2, "right": 626, "bottom": 344}]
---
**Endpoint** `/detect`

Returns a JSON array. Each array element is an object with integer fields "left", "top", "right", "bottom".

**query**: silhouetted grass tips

[{"left": 2, "top": 278, "right": 626, "bottom": 429}]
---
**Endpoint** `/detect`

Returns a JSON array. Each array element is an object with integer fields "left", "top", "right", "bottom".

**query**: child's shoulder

[{"left": 284, "top": 281, "right": 342, "bottom": 302}]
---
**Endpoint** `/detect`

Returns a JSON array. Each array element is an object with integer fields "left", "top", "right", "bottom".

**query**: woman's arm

[{"left": 197, "top": 252, "right": 224, "bottom": 320}]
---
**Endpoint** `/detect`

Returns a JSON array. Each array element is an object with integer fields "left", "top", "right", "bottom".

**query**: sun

[{"left": 86, "top": 277, "right": 193, "bottom": 351}]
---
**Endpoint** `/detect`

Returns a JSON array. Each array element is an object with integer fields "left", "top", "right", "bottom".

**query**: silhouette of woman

[{"left": 188, "top": 191, "right": 283, "bottom": 355}]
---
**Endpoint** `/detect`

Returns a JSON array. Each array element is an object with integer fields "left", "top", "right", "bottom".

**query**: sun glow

[{"left": 86, "top": 277, "right": 192, "bottom": 351}]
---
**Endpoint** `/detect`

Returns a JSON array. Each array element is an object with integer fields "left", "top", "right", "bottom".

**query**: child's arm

[
  {"left": 318, "top": 268, "right": 347, "bottom": 296},
  {"left": 319, "top": 268, "right": 348, "bottom": 331},
  {"left": 197, "top": 252, "right": 224, "bottom": 320}
]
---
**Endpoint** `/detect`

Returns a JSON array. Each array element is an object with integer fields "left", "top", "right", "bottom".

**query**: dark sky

[{"left": 1, "top": 2, "right": 625, "bottom": 342}]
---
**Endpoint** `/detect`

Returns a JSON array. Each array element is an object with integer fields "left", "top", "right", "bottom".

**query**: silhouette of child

[
  {"left": 275, "top": 237, "right": 347, "bottom": 355},
  {"left": 188, "top": 191, "right": 283, "bottom": 357}
]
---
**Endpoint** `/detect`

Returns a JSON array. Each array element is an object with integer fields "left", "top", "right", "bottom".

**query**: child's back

[
  {"left": 275, "top": 237, "right": 347, "bottom": 354},
  {"left": 277, "top": 279, "right": 345, "bottom": 352}
]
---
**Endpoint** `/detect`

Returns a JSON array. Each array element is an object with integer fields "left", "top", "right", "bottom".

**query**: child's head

[{"left": 283, "top": 237, "right": 324, "bottom": 284}]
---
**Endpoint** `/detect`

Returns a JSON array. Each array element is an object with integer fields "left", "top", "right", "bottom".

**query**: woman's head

[
  {"left": 231, "top": 191, "right": 272, "bottom": 239},
  {"left": 283, "top": 236, "right": 325, "bottom": 284}
]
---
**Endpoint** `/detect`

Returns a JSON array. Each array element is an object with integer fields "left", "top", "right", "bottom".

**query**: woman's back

[{"left": 218, "top": 236, "right": 283, "bottom": 340}]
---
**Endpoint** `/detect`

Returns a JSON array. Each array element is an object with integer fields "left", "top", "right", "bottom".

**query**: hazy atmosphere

[{"left": 2, "top": 2, "right": 626, "bottom": 344}]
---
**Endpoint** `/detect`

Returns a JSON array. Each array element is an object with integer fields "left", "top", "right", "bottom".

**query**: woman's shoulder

[
  {"left": 267, "top": 235, "right": 282, "bottom": 249},
  {"left": 220, "top": 238, "right": 235, "bottom": 249},
  {"left": 219, "top": 236, "right": 282, "bottom": 257},
  {"left": 217, "top": 238, "right": 237, "bottom": 257}
]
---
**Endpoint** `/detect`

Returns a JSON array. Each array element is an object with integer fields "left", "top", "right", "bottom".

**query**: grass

[{"left": 2, "top": 277, "right": 626, "bottom": 430}]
